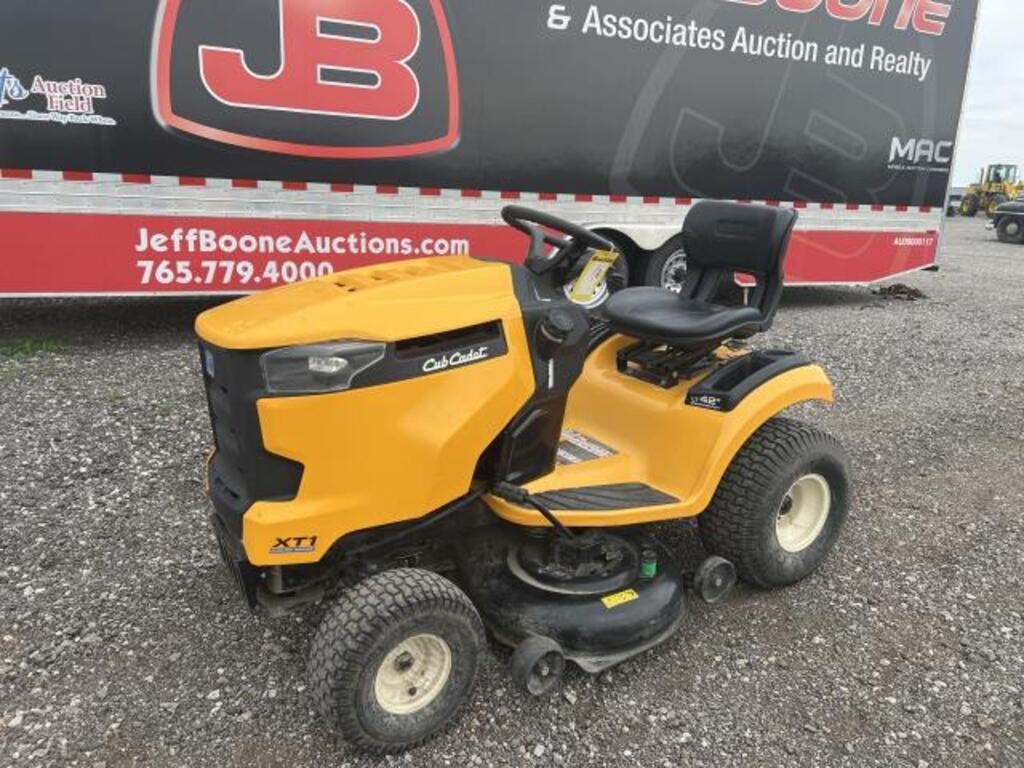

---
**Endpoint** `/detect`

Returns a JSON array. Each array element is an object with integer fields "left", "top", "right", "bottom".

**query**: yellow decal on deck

[{"left": 601, "top": 588, "right": 639, "bottom": 609}]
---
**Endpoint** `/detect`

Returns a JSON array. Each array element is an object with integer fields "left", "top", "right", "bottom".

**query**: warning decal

[{"left": 557, "top": 430, "right": 617, "bottom": 465}]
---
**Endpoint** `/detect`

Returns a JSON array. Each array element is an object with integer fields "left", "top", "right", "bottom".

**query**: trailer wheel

[
  {"left": 561, "top": 235, "right": 630, "bottom": 309},
  {"left": 698, "top": 418, "right": 850, "bottom": 589},
  {"left": 997, "top": 217, "right": 1024, "bottom": 244},
  {"left": 642, "top": 234, "right": 687, "bottom": 292},
  {"left": 309, "top": 568, "right": 485, "bottom": 754}
]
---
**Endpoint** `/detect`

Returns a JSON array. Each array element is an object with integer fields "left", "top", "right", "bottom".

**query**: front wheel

[
  {"left": 309, "top": 569, "right": 485, "bottom": 754},
  {"left": 698, "top": 418, "right": 850, "bottom": 588},
  {"left": 987, "top": 194, "right": 1009, "bottom": 218},
  {"left": 996, "top": 216, "right": 1024, "bottom": 244}
]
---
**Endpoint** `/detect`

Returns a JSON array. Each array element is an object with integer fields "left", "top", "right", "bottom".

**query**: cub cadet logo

[
  {"left": 422, "top": 346, "right": 489, "bottom": 374},
  {"left": 269, "top": 535, "right": 318, "bottom": 554},
  {"left": 889, "top": 137, "right": 953, "bottom": 170},
  {"left": 153, "top": 0, "right": 460, "bottom": 158}
]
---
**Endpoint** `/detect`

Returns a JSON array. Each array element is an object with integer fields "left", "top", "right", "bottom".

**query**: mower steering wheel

[{"left": 501, "top": 205, "right": 614, "bottom": 275}]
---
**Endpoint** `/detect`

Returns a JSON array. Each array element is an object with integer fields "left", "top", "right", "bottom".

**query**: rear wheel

[
  {"left": 309, "top": 569, "right": 485, "bottom": 754},
  {"left": 961, "top": 195, "right": 979, "bottom": 217},
  {"left": 997, "top": 216, "right": 1024, "bottom": 244},
  {"left": 698, "top": 418, "right": 850, "bottom": 588}
]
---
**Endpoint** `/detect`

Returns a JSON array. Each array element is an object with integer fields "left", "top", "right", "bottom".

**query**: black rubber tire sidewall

[
  {"left": 699, "top": 418, "right": 851, "bottom": 588},
  {"left": 997, "top": 217, "right": 1024, "bottom": 244},
  {"left": 510, "top": 636, "right": 564, "bottom": 697},
  {"left": 641, "top": 234, "right": 686, "bottom": 288}
]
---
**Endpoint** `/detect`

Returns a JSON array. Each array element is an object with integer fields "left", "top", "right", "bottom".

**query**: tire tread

[
  {"left": 698, "top": 417, "right": 847, "bottom": 588},
  {"left": 308, "top": 568, "right": 484, "bottom": 754}
]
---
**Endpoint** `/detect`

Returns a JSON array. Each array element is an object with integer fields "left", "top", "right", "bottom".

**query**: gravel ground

[{"left": 1, "top": 217, "right": 1022, "bottom": 768}]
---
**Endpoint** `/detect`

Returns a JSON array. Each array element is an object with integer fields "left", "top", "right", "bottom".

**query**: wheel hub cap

[
  {"left": 775, "top": 474, "right": 831, "bottom": 553},
  {"left": 373, "top": 634, "right": 452, "bottom": 715},
  {"left": 660, "top": 251, "right": 688, "bottom": 293}
]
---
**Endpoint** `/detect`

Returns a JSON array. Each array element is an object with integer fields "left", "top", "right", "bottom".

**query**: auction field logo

[
  {"left": 152, "top": 0, "right": 460, "bottom": 158},
  {"left": 0, "top": 66, "right": 116, "bottom": 126}
]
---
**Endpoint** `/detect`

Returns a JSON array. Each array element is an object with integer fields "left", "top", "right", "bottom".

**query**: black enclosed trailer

[{"left": 0, "top": 0, "right": 978, "bottom": 295}]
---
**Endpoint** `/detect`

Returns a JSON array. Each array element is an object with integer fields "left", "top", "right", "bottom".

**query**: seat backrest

[{"left": 680, "top": 201, "right": 798, "bottom": 332}]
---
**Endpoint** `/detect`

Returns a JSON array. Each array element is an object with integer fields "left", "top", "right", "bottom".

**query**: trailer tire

[
  {"left": 641, "top": 234, "right": 688, "bottom": 292},
  {"left": 562, "top": 230, "right": 631, "bottom": 309},
  {"left": 309, "top": 568, "right": 485, "bottom": 754},
  {"left": 698, "top": 418, "right": 850, "bottom": 589},
  {"left": 997, "top": 217, "right": 1024, "bottom": 244}
]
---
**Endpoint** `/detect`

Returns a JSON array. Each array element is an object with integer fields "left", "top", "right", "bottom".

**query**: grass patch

[{"left": 0, "top": 338, "right": 66, "bottom": 358}]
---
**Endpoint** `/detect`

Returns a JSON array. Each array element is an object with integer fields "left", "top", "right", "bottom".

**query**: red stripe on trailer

[
  {"left": 376, "top": 185, "right": 399, "bottom": 195},
  {"left": 643, "top": 196, "right": 660, "bottom": 205},
  {"left": 420, "top": 187, "right": 441, "bottom": 196},
  {"left": 872, "top": 204, "right": 885, "bottom": 212},
  {"left": 232, "top": 179, "right": 258, "bottom": 189},
  {"left": 539, "top": 192, "right": 557, "bottom": 201},
  {"left": 793, "top": 201, "right": 808, "bottom": 209},
  {"left": 786, "top": 230, "right": 937, "bottom": 283},
  {"left": 2, "top": 169, "right": 33, "bottom": 179},
  {"left": 122, "top": 174, "right": 152, "bottom": 184},
  {"left": 501, "top": 190, "right": 521, "bottom": 200},
  {"left": 765, "top": 200, "right": 780, "bottom": 207},
  {"left": 819, "top": 202, "right": 834, "bottom": 210},
  {"left": 920, "top": 206, "right": 932, "bottom": 214},
  {"left": 895, "top": 204, "right": 909, "bottom": 212},
  {"left": 179, "top": 176, "right": 206, "bottom": 187},
  {"left": 675, "top": 197, "right": 692, "bottom": 206},
  {"left": 331, "top": 183, "right": 354, "bottom": 193},
  {"left": 845, "top": 203, "right": 860, "bottom": 211},
  {"left": 575, "top": 194, "right": 593, "bottom": 203},
  {"left": 282, "top": 181, "right": 307, "bottom": 191},
  {"left": 63, "top": 171, "right": 94, "bottom": 182},
  {"left": 610, "top": 195, "right": 627, "bottom": 203},
  {"left": 462, "top": 189, "right": 482, "bottom": 198},
  {"left": 0, "top": 211, "right": 940, "bottom": 294}
]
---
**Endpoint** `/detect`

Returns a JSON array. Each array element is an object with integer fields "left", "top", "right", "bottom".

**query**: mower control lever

[{"left": 492, "top": 482, "right": 576, "bottom": 541}]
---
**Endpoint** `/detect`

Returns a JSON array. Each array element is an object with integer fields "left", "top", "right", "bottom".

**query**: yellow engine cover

[{"left": 195, "top": 256, "right": 536, "bottom": 566}]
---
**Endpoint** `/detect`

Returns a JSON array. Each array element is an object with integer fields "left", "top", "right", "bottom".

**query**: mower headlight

[{"left": 260, "top": 340, "right": 386, "bottom": 395}]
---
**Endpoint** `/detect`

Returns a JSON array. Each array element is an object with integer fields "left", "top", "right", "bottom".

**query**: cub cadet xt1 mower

[{"left": 195, "top": 201, "right": 850, "bottom": 753}]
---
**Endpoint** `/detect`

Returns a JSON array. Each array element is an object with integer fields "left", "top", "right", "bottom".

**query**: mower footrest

[{"left": 534, "top": 482, "right": 678, "bottom": 511}]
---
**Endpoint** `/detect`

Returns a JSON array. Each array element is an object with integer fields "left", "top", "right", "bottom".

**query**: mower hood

[{"left": 195, "top": 256, "right": 520, "bottom": 350}]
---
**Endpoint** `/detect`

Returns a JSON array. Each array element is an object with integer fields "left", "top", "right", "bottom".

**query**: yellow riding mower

[{"left": 196, "top": 202, "right": 850, "bottom": 753}]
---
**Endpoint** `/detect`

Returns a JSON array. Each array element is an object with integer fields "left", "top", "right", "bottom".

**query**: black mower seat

[
  {"left": 603, "top": 201, "right": 798, "bottom": 348},
  {"left": 602, "top": 289, "right": 762, "bottom": 345}
]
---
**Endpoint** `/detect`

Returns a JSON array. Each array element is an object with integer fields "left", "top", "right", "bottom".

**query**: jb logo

[
  {"left": 199, "top": 0, "right": 422, "bottom": 121},
  {"left": 154, "top": 0, "right": 459, "bottom": 158}
]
